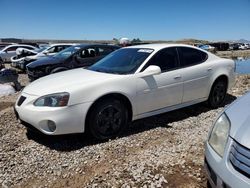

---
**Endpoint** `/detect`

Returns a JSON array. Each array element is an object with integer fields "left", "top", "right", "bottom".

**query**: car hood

[
  {"left": 225, "top": 91, "right": 250, "bottom": 148},
  {"left": 27, "top": 56, "right": 64, "bottom": 68},
  {"left": 23, "top": 68, "right": 117, "bottom": 96}
]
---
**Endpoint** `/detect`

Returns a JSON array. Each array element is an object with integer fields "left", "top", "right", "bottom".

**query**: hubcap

[{"left": 96, "top": 105, "right": 122, "bottom": 136}]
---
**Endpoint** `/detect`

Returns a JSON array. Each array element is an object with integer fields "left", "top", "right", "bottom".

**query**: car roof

[
  {"left": 0, "top": 44, "right": 37, "bottom": 51},
  {"left": 48, "top": 43, "right": 76, "bottom": 47},
  {"left": 5, "top": 44, "right": 36, "bottom": 48},
  {"left": 73, "top": 44, "right": 120, "bottom": 48},
  {"left": 125, "top": 43, "right": 200, "bottom": 51}
]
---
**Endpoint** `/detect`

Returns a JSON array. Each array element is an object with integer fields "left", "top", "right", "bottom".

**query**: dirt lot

[{"left": 0, "top": 74, "right": 250, "bottom": 188}]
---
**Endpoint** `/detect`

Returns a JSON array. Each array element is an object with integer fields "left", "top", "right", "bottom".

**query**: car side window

[
  {"left": 47, "top": 47, "right": 56, "bottom": 53},
  {"left": 21, "top": 46, "right": 34, "bottom": 50},
  {"left": 54, "top": 46, "right": 66, "bottom": 53},
  {"left": 142, "top": 47, "right": 179, "bottom": 72},
  {"left": 178, "top": 47, "right": 208, "bottom": 67},
  {"left": 5, "top": 46, "right": 18, "bottom": 52},
  {"left": 97, "top": 47, "right": 114, "bottom": 56},
  {"left": 79, "top": 48, "right": 96, "bottom": 58}
]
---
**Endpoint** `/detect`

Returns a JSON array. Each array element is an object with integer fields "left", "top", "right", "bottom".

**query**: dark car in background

[
  {"left": 11, "top": 43, "right": 74, "bottom": 71},
  {"left": 26, "top": 44, "right": 120, "bottom": 80}
]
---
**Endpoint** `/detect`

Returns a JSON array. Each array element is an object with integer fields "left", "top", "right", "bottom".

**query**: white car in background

[
  {"left": 14, "top": 44, "right": 235, "bottom": 140},
  {"left": 11, "top": 43, "right": 74, "bottom": 70},
  {"left": 26, "top": 43, "right": 75, "bottom": 59},
  {"left": 239, "top": 44, "right": 249, "bottom": 50},
  {"left": 0, "top": 44, "right": 37, "bottom": 63}
]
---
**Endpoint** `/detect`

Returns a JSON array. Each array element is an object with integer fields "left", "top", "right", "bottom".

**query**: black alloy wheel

[
  {"left": 208, "top": 80, "right": 227, "bottom": 108},
  {"left": 88, "top": 99, "right": 128, "bottom": 140}
]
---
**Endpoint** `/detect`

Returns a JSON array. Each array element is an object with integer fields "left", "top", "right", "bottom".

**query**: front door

[{"left": 135, "top": 47, "right": 183, "bottom": 115}]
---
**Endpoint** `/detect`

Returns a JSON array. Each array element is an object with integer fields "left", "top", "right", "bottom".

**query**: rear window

[{"left": 178, "top": 47, "right": 208, "bottom": 67}]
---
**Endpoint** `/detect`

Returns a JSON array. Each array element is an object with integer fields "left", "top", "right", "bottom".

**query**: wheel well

[
  {"left": 85, "top": 93, "right": 133, "bottom": 127},
  {"left": 212, "top": 75, "right": 228, "bottom": 89}
]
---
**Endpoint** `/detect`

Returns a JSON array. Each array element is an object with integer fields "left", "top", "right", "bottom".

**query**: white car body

[
  {"left": 0, "top": 44, "right": 37, "bottom": 62},
  {"left": 239, "top": 44, "right": 248, "bottom": 50},
  {"left": 14, "top": 44, "right": 235, "bottom": 137},
  {"left": 10, "top": 44, "right": 74, "bottom": 69},
  {"left": 24, "top": 43, "right": 75, "bottom": 61}
]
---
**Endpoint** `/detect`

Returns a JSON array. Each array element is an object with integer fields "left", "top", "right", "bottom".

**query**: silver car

[{"left": 205, "top": 91, "right": 250, "bottom": 188}]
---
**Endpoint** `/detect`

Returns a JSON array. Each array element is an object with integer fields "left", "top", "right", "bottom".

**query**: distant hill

[
  {"left": 1, "top": 37, "right": 249, "bottom": 45},
  {"left": 229, "top": 39, "right": 250, "bottom": 43}
]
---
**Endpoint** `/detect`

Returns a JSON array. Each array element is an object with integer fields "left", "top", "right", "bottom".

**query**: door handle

[
  {"left": 207, "top": 68, "right": 213, "bottom": 72},
  {"left": 174, "top": 75, "right": 181, "bottom": 79}
]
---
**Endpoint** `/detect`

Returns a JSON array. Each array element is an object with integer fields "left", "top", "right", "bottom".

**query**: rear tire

[
  {"left": 87, "top": 98, "right": 128, "bottom": 140},
  {"left": 208, "top": 79, "right": 227, "bottom": 108}
]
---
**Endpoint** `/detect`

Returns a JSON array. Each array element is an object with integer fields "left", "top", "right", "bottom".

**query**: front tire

[
  {"left": 208, "top": 79, "right": 227, "bottom": 108},
  {"left": 88, "top": 99, "right": 128, "bottom": 140}
]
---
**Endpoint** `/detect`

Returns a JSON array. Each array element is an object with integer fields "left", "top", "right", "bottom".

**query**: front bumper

[
  {"left": 205, "top": 138, "right": 250, "bottom": 188},
  {"left": 14, "top": 93, "right": 93, "bottom": 135}
]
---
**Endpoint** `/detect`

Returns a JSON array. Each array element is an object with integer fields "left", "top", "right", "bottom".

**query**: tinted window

[
  {"left": 5, "top": 46, "right": 18, "bottom": 52},
  {"left": 142, "top": 47, "right": 179, "bottom": 72},
  {"left": 79, "top": 48, "right": 96, "bottom": 58},
  {"left": 97, "top": 47, "right": 114, "bottom": 56},
  {"left": 88, "top": 48, "right": 153, "bottom": 74},
  {"left": 178, "top": 47, "right": 207, "bottom": 67},
  {"left": 54, "top": 46, "right": 81, "bottom": 58},
  {"left": 21, "top": 46, "right": 34, "bottom": 50}
]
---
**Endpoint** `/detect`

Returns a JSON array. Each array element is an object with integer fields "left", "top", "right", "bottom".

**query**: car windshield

[
  {"left": 36, "top": 47, "right": 47, "bottom": 53},
  {"left": 53, "top": 46, "right": 80, "bottom": 58},
  {"left": 88, "top": 48, "right": 153, "bottom": 74}
]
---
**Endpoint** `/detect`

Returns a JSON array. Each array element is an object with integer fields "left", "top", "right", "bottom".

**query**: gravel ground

[{"left": 0, "top": 74, "right": 250, "bottom": 188}]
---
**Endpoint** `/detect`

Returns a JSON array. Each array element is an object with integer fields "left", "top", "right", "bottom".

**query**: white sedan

[{"left": 14, "top": 44, "right": 235, "bottom": 140}]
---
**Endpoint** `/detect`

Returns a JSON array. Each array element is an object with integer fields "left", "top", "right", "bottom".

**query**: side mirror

[
  {"left": 140, "top": 65, "right": 161, "bottom": 77},
  {"left": 43, "top": 51, "right": 49, "bottom": 55}
]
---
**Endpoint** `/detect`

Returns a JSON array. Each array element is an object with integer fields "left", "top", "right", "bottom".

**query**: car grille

[
  {"left": 229, "top": 140, "right": 250, "bottom": 178},
  {"left": 17, "top": 96, "right": 26, "bottom": 106}
]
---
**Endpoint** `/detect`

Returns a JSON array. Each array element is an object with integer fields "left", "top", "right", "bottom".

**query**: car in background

[
  {"left": 198, "top": 44, "right": 215, "bottom": 52},
  {"left": 205, "top": 91, "right": 250, "bottom": 188},
  {"left": 15, "top": 44, "right": 235, "bottom": 140},
  {"left": 11, "top": 43, "right": 74, "bottom": 71},
  {"left": 229, "top": 43, "right": 240, "bottom": 50},
  {"left": 0, "top": 44, "right": 37, "bottom": 63},
  {"left": 26, "top": 44, "right": 120, "bottom": 80},
  {"left": 239, "top": 43, "right": 249, "bottom": 50}
]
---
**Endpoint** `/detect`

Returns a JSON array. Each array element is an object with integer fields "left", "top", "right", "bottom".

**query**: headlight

[
  {"left": 208, "top": 113, "right": 231, "bottom": 157},
  {"left": 34, "top": 92, "right": 69, "bottom": 107}
]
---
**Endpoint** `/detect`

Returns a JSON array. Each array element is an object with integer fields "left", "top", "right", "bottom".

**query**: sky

[{"left": 1, "top": 0, "right": 250, "bottom": 41}]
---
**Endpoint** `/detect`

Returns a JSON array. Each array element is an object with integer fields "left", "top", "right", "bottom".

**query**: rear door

[
  {"left": 74, "top": 47, "right": 99, "bottom": 67},
  {"left": 177, "top": 47, "right": 211, "bottom": 103},
  {"left": 74, "top": 46, "right": 117, "bottom": 68}
]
